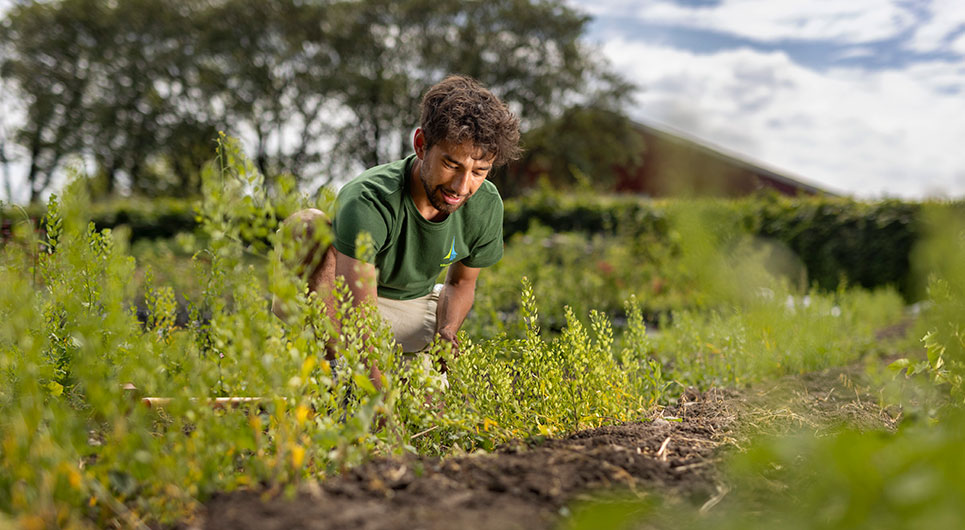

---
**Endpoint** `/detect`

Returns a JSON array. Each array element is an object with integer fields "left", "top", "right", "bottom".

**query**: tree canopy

[{"left": 0, "top": 0, "right": 639, "bottom": 203}]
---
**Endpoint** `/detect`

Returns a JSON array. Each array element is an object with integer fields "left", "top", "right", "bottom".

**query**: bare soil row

[{"left": 186, "top": 365, "right": 897, "bottom": 530}]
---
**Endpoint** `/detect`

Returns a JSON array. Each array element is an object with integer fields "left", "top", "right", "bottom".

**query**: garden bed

[{"left": 186, "top": 363, "right": 896, "bottom": 530}]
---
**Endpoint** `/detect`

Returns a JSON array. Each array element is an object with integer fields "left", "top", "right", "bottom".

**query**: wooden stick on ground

[{"left": 122, "top": 383, "right": 271, "bottom": 410}]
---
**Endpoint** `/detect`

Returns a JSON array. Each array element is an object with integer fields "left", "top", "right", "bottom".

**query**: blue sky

[{"left": 567, "top": 0, "right": 965, "bottom": 198}]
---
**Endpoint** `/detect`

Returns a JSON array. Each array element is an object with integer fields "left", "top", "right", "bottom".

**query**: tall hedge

[
  {"left": 503, "top": 191, "right": 936, "bottom": 300},
  {"left": 2, "top": 198, "right": 198, "bottom": 242},
  {"left": 750, "top": 198, "right": 921, "bottom": 295}
]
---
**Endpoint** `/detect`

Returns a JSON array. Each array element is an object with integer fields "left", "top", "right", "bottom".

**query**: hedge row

[
  {"left": 2, "top": 197, "right": 198, "bottom": 242},
  {"left": 503, "top": 191, "right": 943, "bottom": 298},
  {"left": 4, "top": 193, "right": 954, "bottom": 298},
  {"left": 752, "top": 197, "right": 922, "bottom": 296}
]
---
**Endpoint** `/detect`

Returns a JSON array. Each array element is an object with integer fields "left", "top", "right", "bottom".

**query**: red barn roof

[{"left": 615, "top": 121, "right": 835, "bottom": 197}]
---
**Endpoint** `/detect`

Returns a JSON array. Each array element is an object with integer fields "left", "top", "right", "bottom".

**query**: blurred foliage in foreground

[
  {"left": 0, "top": 137, "right": 912, "bottom": 527},
  {"left": 564, "top": 207, "right": 965, "bottom": 530}
]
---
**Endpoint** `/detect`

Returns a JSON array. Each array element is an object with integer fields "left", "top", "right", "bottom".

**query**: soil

[{"left": 182, "top": 358, "right": 902, "bottom": 530}]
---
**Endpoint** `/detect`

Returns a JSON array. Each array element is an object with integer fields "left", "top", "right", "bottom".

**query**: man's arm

[
  {"left": 435, "top": 261, "right": 481, "bottom": 347},
  {"left": 334, "top": 248, "right": 378, "bottom": 306},
  {"left": 334, "top": 248, "right": 384, "bottom": 390}
]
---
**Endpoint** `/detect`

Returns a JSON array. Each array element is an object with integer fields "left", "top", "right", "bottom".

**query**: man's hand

[
  {"left": 434, "top": 262, "right": 479, "bottom": 372},
  {"left": 437, "top": 328, "right": 460, "bottom": 350},
  {"left": 433, "top": 329, "right": 460, "bottom": 374}
]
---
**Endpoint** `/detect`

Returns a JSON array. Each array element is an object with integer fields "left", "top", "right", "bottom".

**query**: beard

[{"left": 421, "top": 158, "right": 469, "bottom": 215}]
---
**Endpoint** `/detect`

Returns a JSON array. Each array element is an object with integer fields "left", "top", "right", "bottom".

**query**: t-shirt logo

[{"left": 441, "top": 237, "right": 458, "bottom": 267}]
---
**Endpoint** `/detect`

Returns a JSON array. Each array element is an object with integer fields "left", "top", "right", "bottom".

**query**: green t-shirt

[{"left": 332, "top": 154, "right": 504, "bottom": 300}]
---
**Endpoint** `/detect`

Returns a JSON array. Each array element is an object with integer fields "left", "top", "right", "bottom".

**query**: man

[{"left": 274, "top": 75, "right": 521, "bottom": 386}]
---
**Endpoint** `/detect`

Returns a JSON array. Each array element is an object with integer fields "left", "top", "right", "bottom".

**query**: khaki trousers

[{"left": 376, "top": 283, "right": 443, "bottom": 353}]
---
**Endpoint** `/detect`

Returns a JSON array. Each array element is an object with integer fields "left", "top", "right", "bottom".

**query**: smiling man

[{"left": 276, "top": 75, "right": 520, "bottom": 384}]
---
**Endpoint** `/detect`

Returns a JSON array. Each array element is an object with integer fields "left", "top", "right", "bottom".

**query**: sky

[{"left": 566, "top": 0, "right": 965, "bottom": 199}]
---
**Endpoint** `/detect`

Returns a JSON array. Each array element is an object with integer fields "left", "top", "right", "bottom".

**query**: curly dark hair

[{"left": 420, "top": 75, "right": 522, "bottom": 167}]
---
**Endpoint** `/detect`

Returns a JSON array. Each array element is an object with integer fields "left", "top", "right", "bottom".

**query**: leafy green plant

[
  {"left": 892, "top": 205, "right": 965, "bottom": 402},
  {"left": 0, "top": 136, "right": 404, "bottom": 526}
]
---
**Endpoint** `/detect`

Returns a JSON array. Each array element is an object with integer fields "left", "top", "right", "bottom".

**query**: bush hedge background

[{"left": 5, "top": 192, "right": 960, "bottom": 301}]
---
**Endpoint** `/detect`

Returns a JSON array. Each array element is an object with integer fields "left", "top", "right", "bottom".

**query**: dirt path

[{"left": 187, "top": 365, "right": 899, "bottom": 530}]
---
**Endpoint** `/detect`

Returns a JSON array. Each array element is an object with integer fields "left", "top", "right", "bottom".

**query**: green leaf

[
  {"left": 888, "top": 358, "right": 911, "bottom": 371},
  {"left": 352, "top": 372, "right": 378, "bottom": 396},
  {"left": 47, "top": 381, "right": 64, "bottom": 397}
]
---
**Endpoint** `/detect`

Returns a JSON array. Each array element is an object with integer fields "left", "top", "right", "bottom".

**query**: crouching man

[{"left": 273, "top": 75, "right": 521, "bottom": 388}]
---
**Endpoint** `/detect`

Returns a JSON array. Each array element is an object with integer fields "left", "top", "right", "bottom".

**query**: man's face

[{"left": 418, "top": 137, "right": 494, "bottom": 216}]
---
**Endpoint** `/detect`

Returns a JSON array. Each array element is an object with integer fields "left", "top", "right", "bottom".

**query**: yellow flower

[
  {"left": 295, "top": 404, "right": 310, "bottom": 426},
  {"left": 291, "top": 445, "right": 306, "bottom": 468}
]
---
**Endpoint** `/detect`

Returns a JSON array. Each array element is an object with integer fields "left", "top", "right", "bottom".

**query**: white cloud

[
  {"left": 567, "top": 0, "right": 630, "bottom": 18},
  {"left": 601, "top": 39, "right": 965, "bottom": 198},
  {"left": 571, "top": 0, "right": 918, "bottom": 44},
  {"left": 951, "top": 31, "right": 965, "bottom": 55},
  {"left": 907, "top": 0, "right": 965, "bottom": 54}
]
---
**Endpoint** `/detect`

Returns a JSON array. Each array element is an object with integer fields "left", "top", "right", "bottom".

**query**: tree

[
  {"left": 1, "top": 0, "right": 640, "bottom": 201},
  {"left": 195, "top": 0, "right": 343, "bottom": 185},
  {"left": 0, "top": 72, "right": 17, "bottom": 202},
  {"left": 499, "top": 104, "right": 647, "bottom": 197},
  {"left": 0, "top": 0, "right": 218, "bottom": 200},
  {"left": 82, "top": 0, "right": 219, "bottom": 196},
  {"left": 0, "top": 0, "right": 96, "bottom": 203},
  {"left": 1, "top": 0, "right": 347, "bottom": 198},
  {"left": 325, "top": 0, "right": 635, "bottom": 175}
]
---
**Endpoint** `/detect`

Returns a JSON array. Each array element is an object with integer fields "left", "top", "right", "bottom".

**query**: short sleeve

[
  {"left": 461, "top": 198, "right": 503, "bottom": 268},
  {"left": 332, "top": 193, "right": 389, "bottom": 262}
]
